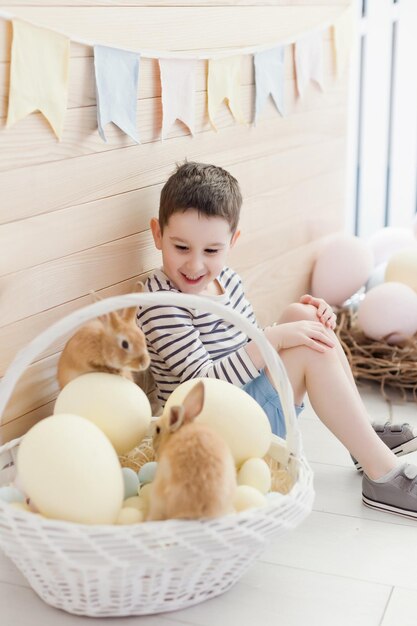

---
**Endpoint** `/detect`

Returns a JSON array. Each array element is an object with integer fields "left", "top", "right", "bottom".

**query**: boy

[{"left": 137, "top": 161, "right": 417, "bottom": 519}]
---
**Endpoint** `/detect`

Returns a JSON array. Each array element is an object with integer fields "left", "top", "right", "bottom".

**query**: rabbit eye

[
  {"left": 156, "top": 426, "right": 161, "bottom": 434},
  {"left": 121, "top": 339, "right": 129, "bottom": 350}
]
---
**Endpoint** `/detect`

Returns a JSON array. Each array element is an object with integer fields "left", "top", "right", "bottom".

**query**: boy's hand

[
  {"left": 299, "top": 294, "right": 337, "bottom": 330},
  {"left": 265, "top": 321, "right": 335, "bottom": 353}
]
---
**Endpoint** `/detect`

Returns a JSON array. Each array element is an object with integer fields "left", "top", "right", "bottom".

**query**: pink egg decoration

[
  {"left": 357, "top": 282, "right": 417, "bottom": 345},
  {"left": 311, "top": 235, "right": 373, "bottom": 306},
  {"left": 367, "top": 227, "right": 416, "bottom": 266}
]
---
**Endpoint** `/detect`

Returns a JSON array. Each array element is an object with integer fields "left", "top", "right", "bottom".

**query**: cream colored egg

[
  {"left": 17, "top": 414, "right": 124, "bottom": 525},
  {"left": 386, "top": 248, "right": 417, "bottom": 292},
  {"left": 54, "top": 372, "right": 152, "bottom": 454},
  {"left": 164, "top": 378, "right": 272, "bottom": 466},
  {"left": 237, "top": 458, "right": 272, "bottom": 494},
  {"left": 233, "top": 485, "right": 267, "bottom": 512},
  {"left": 116, "top": 507, "right": 144, "bottom": 524},
  {"left": 138, "top": 483, "right": 153, "bottom": 504},
  {"left": 123, "top": 496, "right": 147, "bottom": 511}
]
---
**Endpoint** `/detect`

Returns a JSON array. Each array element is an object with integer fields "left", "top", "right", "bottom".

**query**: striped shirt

[{"left": 137, "top": 267, "right": 260, "bottom": 407}]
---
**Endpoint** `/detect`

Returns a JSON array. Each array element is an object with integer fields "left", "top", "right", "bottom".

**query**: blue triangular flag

[
  {"left": 94, "top": 45, "right": 140, "bottom": 144},
  {"left": 254, "top": 47, "right": 285, "bottom": 124}
]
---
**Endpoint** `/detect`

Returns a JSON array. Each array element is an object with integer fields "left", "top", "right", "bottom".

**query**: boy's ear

[
  {"left": 230, "top": 229, "right": 240, "bottom": 248},
  {"left": 150, "top": 218, "right": 162, "bottom": 250}
]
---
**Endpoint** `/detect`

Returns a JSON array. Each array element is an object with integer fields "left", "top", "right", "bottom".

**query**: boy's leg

[
  {"left": 277, "top": 342, "right": 398, "bottom": 480},
  {"left": 274, "top": 302, "right": 399, "bottom": 480}
]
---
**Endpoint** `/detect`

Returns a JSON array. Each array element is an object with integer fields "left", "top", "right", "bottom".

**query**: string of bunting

[{"left": 0, "top": 4, "right": 354, "bottom": 142}]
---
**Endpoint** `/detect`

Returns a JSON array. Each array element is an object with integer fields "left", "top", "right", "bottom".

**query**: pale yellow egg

[
  {"left": 233, "top": 485, "right": 267, "bottom": 512},
  {"left": 17, "top": 413, "right": 124, "bottom": 525},
  {"left": 237, "top": 458, "right": 272, "bottom": 494},
  {"left": 54, "top": 372, "right": 152, "bottom": 454},
  {"left": 164, "top": 378, "right": 272, "bottom": 466},
  {"left": 138, "top": 483, "right": 153, "bottom": 504},
  {"left": 386, "top": 248, "right": 417, "bottom": 292},
  {"left": 116, "top": 507, "right": 144, "bottom": 524},
  {"left": 123, "top": 496, "right": 147, "bottom": 511}
]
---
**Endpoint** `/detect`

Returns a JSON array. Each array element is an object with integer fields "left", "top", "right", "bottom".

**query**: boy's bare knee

[{"left": 278, "top": 302, "right": 317, "bottom": 324}]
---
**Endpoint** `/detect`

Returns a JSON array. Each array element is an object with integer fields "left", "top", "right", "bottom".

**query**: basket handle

[{"left": 0, "top": 292, "right": 302, "bottom": 460}]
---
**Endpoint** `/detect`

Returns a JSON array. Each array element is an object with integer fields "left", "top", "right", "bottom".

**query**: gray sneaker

[
  {"left": 362, "top": 464, "right": 417, "bottom": 519},
  {"left": 352, "top": 422, "right": 417, "bottom": 472}
]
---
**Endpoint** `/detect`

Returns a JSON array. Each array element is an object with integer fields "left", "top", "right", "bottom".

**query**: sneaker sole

[
  {"left": 355, "top": 437, "right": 417, "bottom": 472},
  {"left": 362, "top": 494, "right": 417, "bottom": 520}
]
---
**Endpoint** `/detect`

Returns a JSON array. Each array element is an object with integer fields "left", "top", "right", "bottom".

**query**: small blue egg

[
  {"left": 0, "top": 486, "right": 26, "bottom": 504},
  {"left": 121, "top": 468, "right": 140, "bottom": 499},
  {"left": 138, "top": 462, "right": 158, "bottom": 485}
]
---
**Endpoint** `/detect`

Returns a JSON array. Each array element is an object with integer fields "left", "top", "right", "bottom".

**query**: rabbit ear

[
  {"left": 182, "top": 381, "right": 205, "bottom": 424},
  {"left": 100, "top": 311, "right": 121, "bottom": 329},
  {"left": 123, "top": 306, "right": 138, "bottom": 323},
  {"left": 169, "top": 406, "right": 185, "bottom": 432}
]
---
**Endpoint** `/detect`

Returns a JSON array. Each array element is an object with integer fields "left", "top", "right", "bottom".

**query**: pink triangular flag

[
  {"left": 159, "top": 59, "right": 196, "bottom": 138},
  {"left": 295, "top": 31, "right": 324, "bottom": 98}
]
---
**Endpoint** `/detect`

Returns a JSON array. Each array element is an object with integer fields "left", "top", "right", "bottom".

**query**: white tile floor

[{"left": 1, "top": 386, "right": 417, "bottom": 626}]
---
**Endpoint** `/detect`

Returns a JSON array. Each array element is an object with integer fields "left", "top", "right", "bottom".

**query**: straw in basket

[{"left": 0, "top": 292, "right": 314, "bottom": 617}]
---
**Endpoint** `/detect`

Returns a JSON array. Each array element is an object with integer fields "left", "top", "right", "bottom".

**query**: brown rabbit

[
  {"left": 147, "top": 381, "right": 237, "bottom": 521},
  {"left": 57, "top": 306, "right": 150, "bottom": 389}
]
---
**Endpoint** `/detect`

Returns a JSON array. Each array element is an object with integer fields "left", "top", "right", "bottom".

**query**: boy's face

[{"left": 151, "top": 209, "right": 239, "bottom": 295}]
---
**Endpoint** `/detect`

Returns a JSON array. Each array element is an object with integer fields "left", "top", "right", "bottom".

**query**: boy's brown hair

[{"left": 159, "top": 162, "right": 242, "bottom": 234}]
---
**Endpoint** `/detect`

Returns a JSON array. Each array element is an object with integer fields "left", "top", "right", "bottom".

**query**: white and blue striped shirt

[{"left": 137, "top": 267, "right": 260, "bottom": 406}]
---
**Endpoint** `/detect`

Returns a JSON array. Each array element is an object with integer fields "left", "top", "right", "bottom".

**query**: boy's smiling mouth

[{"left": 181, "top": 272, "right": 206, "bottom": 285}]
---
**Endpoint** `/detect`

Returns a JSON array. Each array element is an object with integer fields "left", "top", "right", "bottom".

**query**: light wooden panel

[
  {"left": 0, "top": 6, "right": 345, "bottom": 61},
  {"left": 0, "top": 1, "right": 350, "bottom": 442}
]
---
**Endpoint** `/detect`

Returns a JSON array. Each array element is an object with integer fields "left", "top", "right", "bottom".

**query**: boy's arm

[{"left": 138, "top": 304, "right": 260, "bottom": 386}]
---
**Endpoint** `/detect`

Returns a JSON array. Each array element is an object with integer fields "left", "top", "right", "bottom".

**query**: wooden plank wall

[{"left": 0, "top": 0, "right": 349, "bottom": 443}]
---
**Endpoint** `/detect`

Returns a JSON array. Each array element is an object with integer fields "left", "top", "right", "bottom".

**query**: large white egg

[
  {"left": 54, "top": 373, "right": 152, "bottom": 454},
  {"left": 311, "top": 235, "right": 373, "bottom": 306},
  {"left": 357, "top": 282, "right": 417, "bottom": 344},
  {"left": 163, "top": 378, "right": 272, "bottom": 467},
  {"left": 17, "top": 414, "right": 124, "bottom": 524}
]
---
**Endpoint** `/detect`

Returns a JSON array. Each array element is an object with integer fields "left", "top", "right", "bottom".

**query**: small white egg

[
  {"left": 122, "top": 467, "right": 140, "bottom": 499},
  {"left": 138, "top": 462, "right": 158, "bottom": 485},
  {"left": 237, "top": 458, "right": 272, "bottom": 494},
  {"left": 233, "top": 485, "right": 267, "bottom": 512},
  {"left": 116, "top": 507, "right": 144, "bottom": 525}
]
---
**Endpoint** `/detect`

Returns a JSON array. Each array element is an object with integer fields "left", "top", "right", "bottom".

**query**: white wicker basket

[{"left": 0, "top": 292, "right": 314, "bottom": 617}]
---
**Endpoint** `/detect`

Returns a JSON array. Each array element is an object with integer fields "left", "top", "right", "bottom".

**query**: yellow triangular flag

[
  {"left": 208, "top": 56, "right": 245, "bottom": 130},
  {"left": 6, "top": 20, "right": 70, "bottom": 139},
  {"left": 332, "top": 4, "right": 355, "bottom": 78}
]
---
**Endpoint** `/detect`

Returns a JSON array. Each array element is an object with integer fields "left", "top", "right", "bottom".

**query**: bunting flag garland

[
  {"left": 0, "top": 5, "right": 354, "bottom": 142},
  {"left": 94, "top": 45, "right": 140, "bottom": 144},
  {"left": 6, "top": 20, "right": 69, "bottom": 139},
  {"left": 333, "top": 4, "right": 355, "bottom": 78},
  {"left": 208, "top": 56, "right": 245, "bottom": 130},
  {"left": 294, "top": 31, "right": 325, "bottom": 99},
  {"left": 159, "top": 59, "right": 196, "bottom": 139},
  {"left": 253, "top": 46, "right": 285, "bottom": 124}
]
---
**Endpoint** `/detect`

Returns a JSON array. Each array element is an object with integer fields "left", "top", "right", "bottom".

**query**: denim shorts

[{"left": 242, "top": 370, "right": 304, "bottom": 439}]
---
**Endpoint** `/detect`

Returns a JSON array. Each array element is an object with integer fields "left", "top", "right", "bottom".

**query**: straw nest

[{"left": 335, "top": 307, "right": 417, "bottom": 402}]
